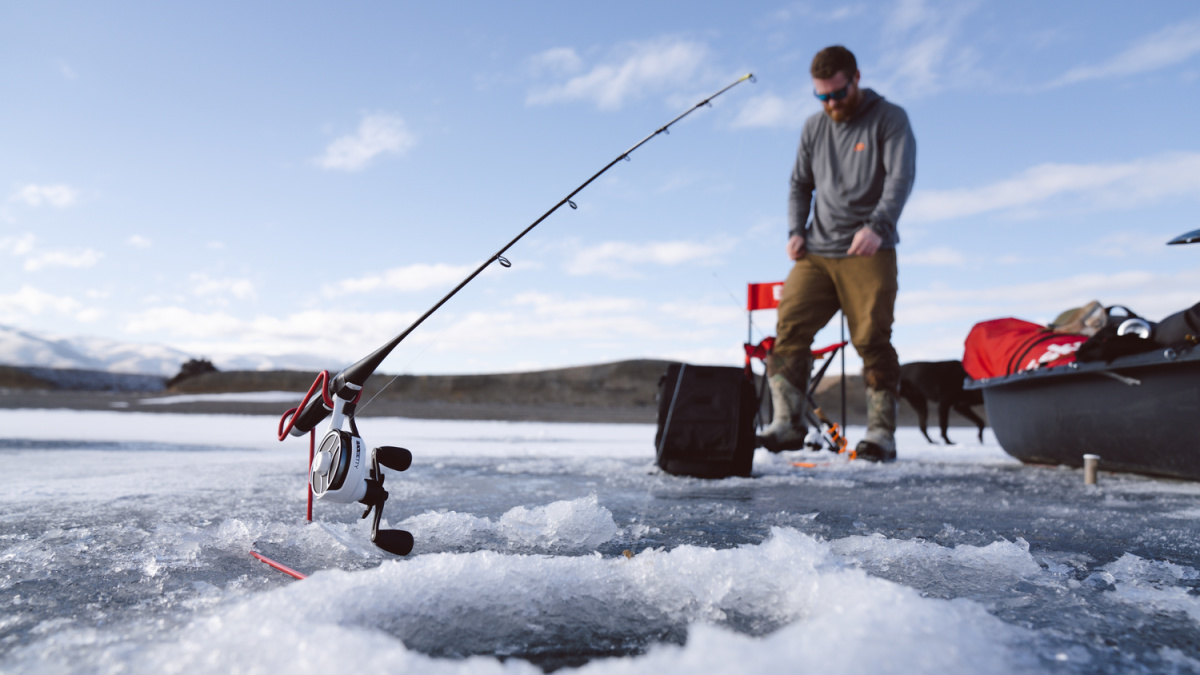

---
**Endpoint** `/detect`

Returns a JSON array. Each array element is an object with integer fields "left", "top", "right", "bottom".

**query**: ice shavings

[
  {"left": 1, "top": 528, "right": 1030, "bottom": 675},
  {"left": 401, "top": 494, "right": 620, "bottom": 553},
  {"left": 830, "top": 534, "right": 1053, "bottom": 603},
  {"left": 1103, "top": 553, "right": 1200, "bottom": 624}
]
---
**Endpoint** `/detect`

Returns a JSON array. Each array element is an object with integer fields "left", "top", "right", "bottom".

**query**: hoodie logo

[{"left": 854, "top": 142, "right": 865, "bottom": 152}]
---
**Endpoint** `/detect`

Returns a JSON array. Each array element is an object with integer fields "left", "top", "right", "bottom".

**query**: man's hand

[
  {"left": 847, "top": 226, "right": 882, "bottom": 256},
  {"left": 787, "top": 234, "right": 806, "bottom": 261}
]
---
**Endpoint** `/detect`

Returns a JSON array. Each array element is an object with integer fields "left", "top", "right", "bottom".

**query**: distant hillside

[
  {"left": 0, "top": 365, "right": 167, "bottom": 392},
  {"left": 167, "top": 361, "right": 891, "bottom": 424},
  {"left": 169, "top": 359, "right": 677, "bottom": 408},
  {"left": 0, "top": 358, "right": 971, "bottom": 429}
]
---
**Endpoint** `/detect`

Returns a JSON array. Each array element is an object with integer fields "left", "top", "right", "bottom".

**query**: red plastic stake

[
  {"left": 250, "top": 551, "right": 307, "bottom": 580},
  {"left": 307, "top": 430, "right": 314, "bottom": 522}
]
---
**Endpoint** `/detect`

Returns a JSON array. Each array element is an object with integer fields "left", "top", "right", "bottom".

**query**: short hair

[{"left": 811, "top": 46, "right": 857, "bottom": 80}]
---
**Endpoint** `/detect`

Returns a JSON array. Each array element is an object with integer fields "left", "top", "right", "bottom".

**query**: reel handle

[
  {"left": 372, "top": 529, "right": 414, "bottom": 556},
  {"left": 375, "top": 446, "right": 412, "bottom": 472}
]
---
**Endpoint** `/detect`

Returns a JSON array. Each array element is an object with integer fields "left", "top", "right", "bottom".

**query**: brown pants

[{"left": 775, "top": 250, "right": 900, "bottom": 392}]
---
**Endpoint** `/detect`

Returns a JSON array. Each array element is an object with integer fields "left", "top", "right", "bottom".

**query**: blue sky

[{"left": 3, "top": 1, "right": 1199, "bottom": 375}]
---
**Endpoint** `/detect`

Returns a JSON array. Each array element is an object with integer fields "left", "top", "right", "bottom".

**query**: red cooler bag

[{"left": 963, "top": 318, "right": 1087, "bottom": 380}]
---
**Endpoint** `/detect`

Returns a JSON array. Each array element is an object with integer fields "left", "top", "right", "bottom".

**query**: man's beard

[{"left": 824, "top": 93, "right": 860, "bottom": 122}]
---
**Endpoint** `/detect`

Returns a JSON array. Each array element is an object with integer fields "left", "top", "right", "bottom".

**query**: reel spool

[{"left": 303, "top": 393, "right": 415, "bottom": 556}]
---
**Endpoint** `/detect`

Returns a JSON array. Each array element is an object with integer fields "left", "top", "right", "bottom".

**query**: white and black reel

[{"left": 308, "top": 393, "right": 414, "bottom": 556}]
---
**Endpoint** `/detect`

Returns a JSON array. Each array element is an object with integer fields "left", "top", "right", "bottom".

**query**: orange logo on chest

[{"left": 854, "top": 142, "right": 865, "bottom": 152}]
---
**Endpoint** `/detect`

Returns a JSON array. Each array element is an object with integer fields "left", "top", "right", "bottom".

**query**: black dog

[{"left": 898, "top": 360, "right": 986, "bottom": 444}]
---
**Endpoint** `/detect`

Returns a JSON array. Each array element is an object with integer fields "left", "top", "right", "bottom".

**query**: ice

[
  {"left": 402, "top": 494, "right": 621, "bottom": 553},
  {"left": 1103, "top": 554, "right": 1200, "bottom": 624},
  {"left": 3, "top": 409, "right": 1200, "bottom": 673},
  {"left": 1, "top": 529, "right": 1030, "bottom": 675},
  {"left": 137, "top": 391, "right": 305, "bottom": 404},
  {"left": 0, "top": 409, "right": 651, "bottom": 456}
]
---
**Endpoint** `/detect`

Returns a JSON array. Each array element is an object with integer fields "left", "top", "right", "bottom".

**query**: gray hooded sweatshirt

[{"left": 788, "top": 88, "right": 916, "bottom": 256}]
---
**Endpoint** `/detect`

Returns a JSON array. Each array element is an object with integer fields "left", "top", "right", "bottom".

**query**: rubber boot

[
  {"left": 756, "top": 353, "right": 811, "bottom": 453},
  {"left": 856, "top": 386, "right": 898, "bottom": 462}
]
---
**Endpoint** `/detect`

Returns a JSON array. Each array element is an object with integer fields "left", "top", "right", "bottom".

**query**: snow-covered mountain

[
  {"left": 0, "top": 325, "right": 337, "bottom": 377},
  {"left": 0, "top": 325, "right": 190, "bottom": 376}
]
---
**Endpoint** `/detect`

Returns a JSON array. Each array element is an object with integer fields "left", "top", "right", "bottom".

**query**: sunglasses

[{"left": 813, "top": 84, "right": 851, "bottom": 102}]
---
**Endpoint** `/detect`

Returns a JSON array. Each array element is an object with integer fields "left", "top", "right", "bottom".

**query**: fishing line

[
  {"left": 354, "top": 270, "right": 492, "bottom": 417},
  {"left": 710, "top": 271, "right": 769, "bottom": 343}
]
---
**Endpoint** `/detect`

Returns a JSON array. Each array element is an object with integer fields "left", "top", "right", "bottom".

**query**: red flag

[{"left": 747, "top": 282, "right": 785, "bottom": 311}]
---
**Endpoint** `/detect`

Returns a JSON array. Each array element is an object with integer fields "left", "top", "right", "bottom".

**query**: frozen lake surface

[{"left": 3, "top": 409, "right": 1200, "bottom": 673}]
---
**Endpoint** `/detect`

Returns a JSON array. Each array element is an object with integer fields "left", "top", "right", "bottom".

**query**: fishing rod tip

[{"left": 742, "top": 73, "right": 756, "bottom": 83}]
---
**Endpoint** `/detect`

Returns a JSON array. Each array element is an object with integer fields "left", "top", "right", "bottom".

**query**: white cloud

[
  {"left": 0, "top": 233, "right": 37, "bottom": 256},
  {"left": 75, "top": 308, "right": 105, "bottom": 323},
  {"left": 897, "top": 269, "right": 1200, "bottom": 328},
  {"left": 511, "top": 291, "right": 645, "bottom": 317},
  {"left": 1080, "top": 232, "right": 1173, "bottom": 259},
  {"left": 529, "top": 47, "right": 583, "bottom": 76},
  {"left": 567, "top": 239, "right": 728, "bottom": 277},
  {"left": 191, "top": 274, "right": 256, "bottom": 300},
  {"left": 770, "top": 3, "right": 865, "bottom": 23},
  {"left": 0, "top": 285, "right": 84, "bottom": 317},
  {"left": 125, "top": 306, "right": 422, "bottom": 358},
  {"left": 420, "top": 311, "right": 665, "bottom": 354},
  {"left": 122, "top": 285, "right": 750, "bottom": 371},
  {"left": 315, "top": 114, "right": 416, "bottom": 172},
  {"left": 9, "top": 183, "right": 79, "bottom": 208},
  {"left": 124, "top": 307, "right": 246, "bottom": 337},
  {"left": 527, "top": 38, "right": 710, "bottom": 110},
  {"left": 731, "top": 92, "right": 818, "bottom": 129},
  {"left": 748, "top": 216, "right": 781, "bottom": 238},
  {"left": 405, "top": 293, "right": 742, "bottom": 360},
  {"left": 1051, "top": 20, "right": 1200, "bottom": 87},
  {"left": 321, "top": 262, "right": 477, "bottom": 297},
  {"left": 658, "top": 301, "right": 744, "bottom": 327},
  {"left": 2, "top": 234, "right": 101, "bottom": 272},
  {"left": 871, "top": 0, "right": 984, "bottom": 100},
  {"left": 24, "top": 248, "right": 103, "bottom": 272},
  {"left": 128, "top": 235, "right": 152, "bottom": 249},
  {"left": 904, "top": 152, "right": 1200, "bottom": 223}
]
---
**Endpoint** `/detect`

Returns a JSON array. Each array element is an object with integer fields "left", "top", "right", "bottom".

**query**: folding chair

[{"left": 744, "top": 282, "right": 851, "bottom": 456}]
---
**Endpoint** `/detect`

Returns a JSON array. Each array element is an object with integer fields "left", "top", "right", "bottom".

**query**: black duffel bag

[
  {"left": 654, "top": 364, "right": 757, "bottom": 479},
  {"left": 1155, "top": 301, "right": 1200, "bottom": 348}
]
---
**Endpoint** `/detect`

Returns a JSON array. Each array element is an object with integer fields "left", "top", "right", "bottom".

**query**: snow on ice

[{"left": 2, "top": 408, "right": 1200, "bottom": 673}]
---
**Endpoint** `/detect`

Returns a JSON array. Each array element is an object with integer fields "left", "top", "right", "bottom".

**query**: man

[{"left": 758, "top": 45, "right": 916, "bottom": 462}]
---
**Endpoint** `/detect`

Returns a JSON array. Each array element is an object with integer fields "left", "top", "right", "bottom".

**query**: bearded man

[{"left": 757, "top": 45, "right": 917, "bottom": 462}]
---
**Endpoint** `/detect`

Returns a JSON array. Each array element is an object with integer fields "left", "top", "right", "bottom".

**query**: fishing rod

[{"left": 277, "top": 73, "right": 756, "bottom": 555}]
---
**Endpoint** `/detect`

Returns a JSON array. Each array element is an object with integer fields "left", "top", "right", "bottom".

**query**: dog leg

[
  {"left": 952, "top": 401, "right": 987, "bottom": 443},
  {"left": 937, "top": 400, "right": 954, "bottom": 445},
  {"left": 900, "top": 380, "right": 933, "bottom": 444}
]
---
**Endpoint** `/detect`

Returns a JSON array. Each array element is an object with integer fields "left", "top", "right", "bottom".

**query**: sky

[{"left": 3, "top": 1, "right": 1199, "bottom": 376}]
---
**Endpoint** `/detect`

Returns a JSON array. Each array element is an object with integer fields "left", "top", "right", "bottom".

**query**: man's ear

[{"left": 853, "top": 70, "right": 861, "bottom": 86}]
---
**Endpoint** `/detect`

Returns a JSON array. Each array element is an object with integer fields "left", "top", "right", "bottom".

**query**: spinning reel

[{"left": 282, "top": 376, "right": 415, "bottom": 556}]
